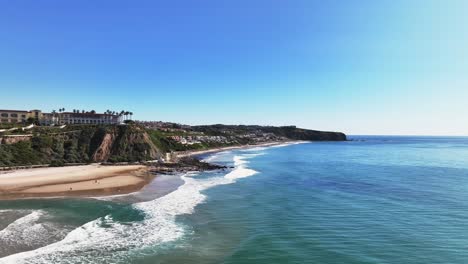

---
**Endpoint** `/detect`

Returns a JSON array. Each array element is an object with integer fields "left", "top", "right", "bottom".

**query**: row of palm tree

[
  {"left": 105, "top": 110, "right": 133, "bottom": 121},
  {"left": 50, "top": 108, "right": 66, "bottom": 123},
  {"left": 51, "top": 108, "right": 134, "bottom": 124},
  {"left": 71, "top": 109, "right": 96, "bottom": 114},
  {"left": 51, "top": 108, "right": 65, "bottom": 115}
]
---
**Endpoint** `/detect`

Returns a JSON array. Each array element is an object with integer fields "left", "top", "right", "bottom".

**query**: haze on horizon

[{"left": 0, "top": 0, "right": 467, "bottom": 136}]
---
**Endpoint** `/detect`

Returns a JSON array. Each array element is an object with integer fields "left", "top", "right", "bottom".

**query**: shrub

[{"left": 49, "top": 160, "right": 65, "bottom": 167}]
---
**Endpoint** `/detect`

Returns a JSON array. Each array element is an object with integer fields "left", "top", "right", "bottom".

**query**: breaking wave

[
  {"left": 0, "top": 211, "right": 46, "bottom": 245},
  {"left": 0, "top": 210, "right": 67, "bottom": 257},
  {"left": 0, "top": 151, "right": 263, "bottom": 264}
]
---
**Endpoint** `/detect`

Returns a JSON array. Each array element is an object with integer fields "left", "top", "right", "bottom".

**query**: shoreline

[
  {"left": 176, "top": 140, "right": 305, "bottom": 158},
  {"left": 0, "top": 140, "right": 305, "bottom": 200}
]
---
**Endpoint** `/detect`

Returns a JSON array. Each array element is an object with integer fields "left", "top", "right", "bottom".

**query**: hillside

[
  {"left": 0, "top": 123, "right": 346, "bottom": 167},
  {"left": 191, "top": 125, "right": 347, "bottom": 141},
  {"left": 0, "top": 125, "right": 161, "bottom": 167}
]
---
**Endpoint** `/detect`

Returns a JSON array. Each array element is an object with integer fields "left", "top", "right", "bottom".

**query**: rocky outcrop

[
  {"left": 0, "top": 135, "right": 32, "bottom": 145},
  {"left": 92, "top": 133, "right": 115, "bottom": 162}
]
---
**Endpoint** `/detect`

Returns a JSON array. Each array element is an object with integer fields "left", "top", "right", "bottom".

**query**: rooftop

[
  {"left": 62, "top": 112, "right": 119, "bottom": 117},
  {"left": 0, "top": 109, "right": 29, "bottom": 113}
]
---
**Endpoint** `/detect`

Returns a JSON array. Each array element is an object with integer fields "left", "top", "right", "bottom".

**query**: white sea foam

[
  {"left": 0, "top": 210, "right": 61, "bottom": 248},
  {"left": 242, "top": 146, "right": 267, "bottom": 152},
  {"left": 225, "top": 155, "right": 260, "bottom": 179},
  {"left": 0, "top": 209, "right": 13, "bottom": 215},
  {"left": 269, "top": 141, "right": 307, "bottom": 148},
  {"left": 225, "top": 167, "right": 258, "bottom": 180},
  {"left": 1, "top": 151, "right": 262, "bottom": 264},
  {"left": 233, "top": 155, "right": 248, "bottom": 166},
  {"left": 202, "top": 151, "right": 231, "bottom": 162},
  {"left": 0, "top": 211, "right": 43, "bottom": 241}
]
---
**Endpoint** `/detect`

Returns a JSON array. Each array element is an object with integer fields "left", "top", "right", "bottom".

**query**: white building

[{"left": 57, "top": 112, "right": 122, "bottom": 125}]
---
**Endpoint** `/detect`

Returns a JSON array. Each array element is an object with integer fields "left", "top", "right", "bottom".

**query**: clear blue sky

[{"left": 1, "top": 0, "right": 467, "bottom": 135}]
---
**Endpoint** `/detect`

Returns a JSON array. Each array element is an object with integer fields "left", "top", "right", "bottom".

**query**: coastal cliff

[
  {"left": 0, "top": 123, "right": 346, "bottom": 167},
  {"left": 191, "top": 125, "right": 347, "bottom": 141},
  {"left": 0, "top": 125, "right": 161, "bottom": 167},
  {"left": 92, "top": 126, "right": 161, "bottom": 162}
]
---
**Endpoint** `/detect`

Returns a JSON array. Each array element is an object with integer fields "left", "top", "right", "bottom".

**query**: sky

[{"left": 0, "top": 0, "right": 467, "bottom": 135}]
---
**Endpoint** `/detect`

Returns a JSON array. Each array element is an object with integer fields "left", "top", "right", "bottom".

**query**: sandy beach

[
  {"left": 0, "top": 164, "right": 152, "bottom": 199},
  {"left": 0, "top": 141, "right": 302, "bottom": 200}
]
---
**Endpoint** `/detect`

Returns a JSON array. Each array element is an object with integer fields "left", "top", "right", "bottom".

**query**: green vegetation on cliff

[
  {"left": 0, "top": 125, "right": 160, "bottom": 167},
  {"left": 191, "top": 125, "right": 347, "bottom": 141},
  {"left": 0, "top": 123, "right": 346, "bottom": 167}
]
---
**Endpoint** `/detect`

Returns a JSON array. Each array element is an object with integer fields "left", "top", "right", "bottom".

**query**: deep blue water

[{"left": 1, "top": 136, "right": 468, "bottom": 263}]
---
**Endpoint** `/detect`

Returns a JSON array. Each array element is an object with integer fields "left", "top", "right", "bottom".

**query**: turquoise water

[{"left": 1, "top": 137, "right": 468, "bottom": 263}]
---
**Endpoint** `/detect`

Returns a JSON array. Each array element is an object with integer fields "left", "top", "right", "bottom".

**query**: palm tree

[
  {"left": 129, "top": 112, "right": 133, "bottom": 120},
  {"left": 119, "top": 111, "right": 124, "bottom": 121},
  {"left": 57, "top": 109, "right": 62, "bottom": 123},
  {"left": 51, "top": 110, "right": 57, "bottom": 125}
]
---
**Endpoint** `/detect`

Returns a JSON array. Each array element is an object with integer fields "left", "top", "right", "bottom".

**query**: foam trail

[
  {"left": 202, "top": 151, "right": 231, "bottom": 162},
  {"left": 242, "top": 146, "right": 267, "bottom": 152},
  {"left": 0, "top": 210, "right": 63, "bottom": 249},
  {"left": 0, "top": 211, "right": 44, "bottom": 242},
  {"left": 1, "top": 151, "right": 263, "bottom": 264},
  {"left": 226, "top": 155, "right": 259, "bottom": 180},
  {"left": 269, "top": 141, "right": 308, "bottom": 148}
]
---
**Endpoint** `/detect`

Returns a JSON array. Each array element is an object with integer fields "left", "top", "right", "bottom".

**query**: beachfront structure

[{"left": 0, "top": 109, "right": 123, "bottom": 125}]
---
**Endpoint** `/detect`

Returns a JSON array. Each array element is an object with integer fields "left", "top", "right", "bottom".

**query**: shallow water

[{"left": 1, "top": 137, "right": 468, "bottom": 263}]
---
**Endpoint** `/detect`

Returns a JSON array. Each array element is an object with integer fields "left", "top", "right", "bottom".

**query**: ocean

[{"left": 1, "top": 136, "right": 468, "bottom": 263}]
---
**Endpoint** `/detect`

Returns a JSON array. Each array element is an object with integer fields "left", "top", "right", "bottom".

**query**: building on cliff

[
  {"left": 0, "top": 109, "right": 122, "bottom": 125},
  {"left": 56, "top": 112, "right": 121, "bottom": 125},
  {"left": 0, "top": 109, "right": 30, "bottom": 123}
]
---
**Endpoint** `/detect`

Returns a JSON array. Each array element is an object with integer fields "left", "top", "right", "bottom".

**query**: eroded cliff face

[
  {"left": 0, "top": 136, "right": 32, "bottom": 145},
  {"left": 91, "top": 126, "right": 161, "bottom": 162},
  {"left": 92, "top": 133, "right": 115, "bottom": 162}
]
